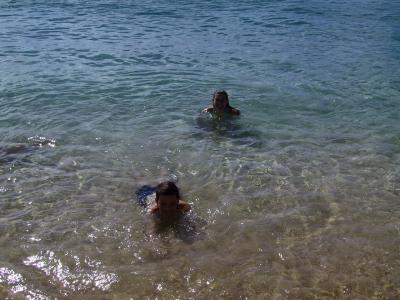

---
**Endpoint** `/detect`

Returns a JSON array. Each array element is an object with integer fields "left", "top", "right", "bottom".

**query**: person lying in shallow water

[
  {"left": 144, "top": 181, "right": 199, "bottom": 241},
  {"left": 202, "top": 90, "right": 240, "bottom": 116},
  {"left": 147, "top": 181, "right": 191, "bottom": 221},
  {"left": 136, "top": 181, "right": 204, "bottom": 242}
]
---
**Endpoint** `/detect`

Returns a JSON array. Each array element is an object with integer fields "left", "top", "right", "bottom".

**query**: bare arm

[
  {"left": 178, "top": 200, "right": 191, "bottom": 213},
  {"left": 229, "top": 107, "right": 240, "bottom": 115}
]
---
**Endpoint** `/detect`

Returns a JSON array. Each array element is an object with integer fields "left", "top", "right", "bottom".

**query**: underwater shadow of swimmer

[
  {"left": 147, "top": 215, "right": 205, "bottom": 244},
  {"left": 195, "top": 114, "right": 263, "bottom": 148}
]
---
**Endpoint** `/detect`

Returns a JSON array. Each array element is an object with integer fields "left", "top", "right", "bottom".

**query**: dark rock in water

[
  {"left": 0, "top": 144, "right": 30, "bottom": 165},
  {"left": 0, "top": 137, "right": 55, "bottom": 165},
  {"left": 0, "top": 136, "right": 56, "bottom": 157},
  {"left": 1, "top": 144, "right": 28, "bottom": 155}
]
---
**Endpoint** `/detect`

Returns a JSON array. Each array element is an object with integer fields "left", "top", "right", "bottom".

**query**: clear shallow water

[{"left": 1, "top": 0, "right": 400, "bottom": 298}]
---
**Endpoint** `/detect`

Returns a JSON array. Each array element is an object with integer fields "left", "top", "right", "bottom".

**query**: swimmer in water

[
  {"left": 147, "top": 181, "right": 191, "bottom": 222},
  {"left": 202, "top": 90, "right": 240, "bottom": 116},
  {"left": 143, "top": 181, "right": 202, "bottom": 242}
]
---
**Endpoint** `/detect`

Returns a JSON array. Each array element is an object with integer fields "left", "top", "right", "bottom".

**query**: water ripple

[
  {"left": 1, "top": 0, "right": 400, "bottom": 298},
  {"left": 24, "top": 250, "right": 118, "bottom": 294}
]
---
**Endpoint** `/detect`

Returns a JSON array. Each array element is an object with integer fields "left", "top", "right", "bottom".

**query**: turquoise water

[{"left": 1, "top": 0, "right": 400, "bottom": 298}]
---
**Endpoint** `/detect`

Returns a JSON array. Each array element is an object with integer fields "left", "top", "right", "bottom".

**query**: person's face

[
  {"left": 213, "top": 94, "right": 228, "bottom": 112},
  {"left": 156, "top": 195, "right": 179, "bottom": 218}
]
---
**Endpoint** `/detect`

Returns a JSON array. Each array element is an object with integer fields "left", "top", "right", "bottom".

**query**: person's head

[
  {"left": 212, "top": 90, "right": 231, "bottom": 112},
  {"left": 155, "top": 181, "right": 180, "bottom": 218}
]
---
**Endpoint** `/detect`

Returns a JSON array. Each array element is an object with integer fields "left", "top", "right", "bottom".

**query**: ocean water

[{"left": 1, "top": 0, "right": 400, "bottom": 298}]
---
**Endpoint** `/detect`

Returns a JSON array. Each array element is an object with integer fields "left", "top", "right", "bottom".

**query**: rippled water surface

[{"left": 1, "top": 0, "right": 400, "bottom": 298}]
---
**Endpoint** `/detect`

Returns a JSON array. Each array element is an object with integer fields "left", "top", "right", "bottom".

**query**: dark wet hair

[
  {"left": 213, "top": 90, "right": 234, "bottom": 109},
  {"left": 155, "top": 181, "right": 180, "bottom": 199}
]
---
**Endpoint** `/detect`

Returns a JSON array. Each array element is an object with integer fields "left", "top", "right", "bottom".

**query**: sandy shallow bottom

[{"left": 1, "top": 127, "right": 399, "bottom": 299}]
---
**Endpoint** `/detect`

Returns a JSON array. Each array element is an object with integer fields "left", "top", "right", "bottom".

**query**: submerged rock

[{"left": 0, "top": 144, "right": 28, "bottom": 155}]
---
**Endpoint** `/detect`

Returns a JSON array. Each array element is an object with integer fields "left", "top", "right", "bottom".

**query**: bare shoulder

[
  {"left": 147, "top": 202, "right": 159, "bottom": 214},
  {"left": 202, "top": 107, "right": 214, "bottom": 113},
  {"left": 229, "top": 107, "right": 240, "bottom": 115},
  {"left": 178, "top": 200, "right": 191, "bottom": 212}
]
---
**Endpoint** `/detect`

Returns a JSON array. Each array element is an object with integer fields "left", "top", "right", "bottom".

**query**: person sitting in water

[
  {"left": 202, "top": 90, "right": 240, "bottom": 116},
  {"left": 147, "top": 181, "right": 191, "bottom": 221}
]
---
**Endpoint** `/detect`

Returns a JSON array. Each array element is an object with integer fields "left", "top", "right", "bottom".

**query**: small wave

[
  {"left": 24, "top": 250, "right": 118, "bottom": 294},
  {"left": 282, "top": 20, "right": 311, "bottom": 26},
  {"left": 78, "top": 53, "right": 117, "bottom": 61},
  {"left": 27, "top": 136, "right": 56, "bottom": 147},
  {"left": 0, "top": 267, "right": 47, "bottom": 299}
]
